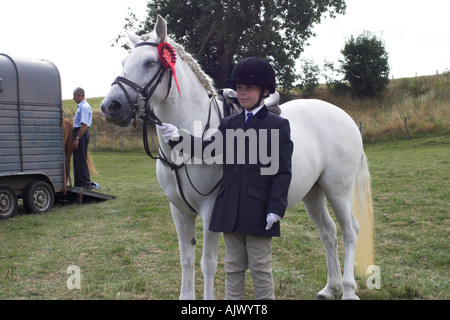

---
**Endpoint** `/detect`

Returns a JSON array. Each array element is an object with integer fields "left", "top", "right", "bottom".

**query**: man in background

[{"left": 72, "top": 87, "right": 92, "bottom": 189}]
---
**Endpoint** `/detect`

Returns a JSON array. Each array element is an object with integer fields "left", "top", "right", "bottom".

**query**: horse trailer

[{"left": 0, "top": 53, "right": 114, "bottom": 220}]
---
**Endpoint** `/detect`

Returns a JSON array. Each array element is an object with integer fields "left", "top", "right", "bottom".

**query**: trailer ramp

[{"left": 58, "top": 186, "right": 116, "bottom": 204}]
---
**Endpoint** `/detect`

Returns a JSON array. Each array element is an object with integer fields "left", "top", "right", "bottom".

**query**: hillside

[
  {"left": 63, "top": 73, "right": 450, "bottom": 151},
  {"left": 303, "top": 72, "right": 450, "bottom": 142}
]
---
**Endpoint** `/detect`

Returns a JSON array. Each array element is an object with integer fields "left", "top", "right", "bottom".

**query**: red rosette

[{"left": 158, "top": 42, "right": 181, "bottom": 96}]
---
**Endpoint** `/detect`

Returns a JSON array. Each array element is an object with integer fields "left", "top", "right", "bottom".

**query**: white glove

[
  {"left": 265, "top": 213, "right": 281, "bottom": 230},
  {"left": 158, "top": 123, "right": 179, "bottom": 143}
]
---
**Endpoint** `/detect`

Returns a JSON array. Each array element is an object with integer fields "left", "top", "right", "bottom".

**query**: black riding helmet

[
  {"left": 225, "top": 57, "right": 276, "bottom": 94},
  {"left": 225, "top": 57, "right": 276, "bottom": 110}
]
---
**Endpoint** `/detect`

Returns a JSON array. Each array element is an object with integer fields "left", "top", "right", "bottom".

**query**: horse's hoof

[{"left": 314, "top": 294, "right": 329, "bottom": 300}]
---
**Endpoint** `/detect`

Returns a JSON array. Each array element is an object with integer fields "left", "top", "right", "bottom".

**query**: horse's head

[{"left": 101, "top": 15, "right": 173, "bottom": 127}]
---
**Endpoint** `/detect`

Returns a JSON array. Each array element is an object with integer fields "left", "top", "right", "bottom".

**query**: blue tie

[{"left": 245, "top": 112, "right": 253, "bottom": 125}]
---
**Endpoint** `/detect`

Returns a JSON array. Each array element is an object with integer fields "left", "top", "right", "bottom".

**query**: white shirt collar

[{"left": 245, "top": 104, "right": 264, "bottom": 117}]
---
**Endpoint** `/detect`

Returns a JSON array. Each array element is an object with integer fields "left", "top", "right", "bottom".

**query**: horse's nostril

[
  {"left": 101, "top": 100, "right": 122, "bottom": 115},
  {"left": 109, "top": 100, "right": 123, "bottom": 112}
]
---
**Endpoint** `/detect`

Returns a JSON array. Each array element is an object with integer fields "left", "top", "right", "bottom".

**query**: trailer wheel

[
  {"left": 23, "top": 181, "right": 54, "bottom": 214},
  {"left": 0, "top": 184, "right": 18, "bottom": 220}
]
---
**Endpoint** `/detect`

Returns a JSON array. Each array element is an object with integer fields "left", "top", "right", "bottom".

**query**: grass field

[{"left": 0, "top": 135, "right": 448, "bottom": 300}]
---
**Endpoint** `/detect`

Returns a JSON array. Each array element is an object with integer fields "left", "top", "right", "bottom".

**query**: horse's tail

[
  {"left": 87, "top": 151, "right": 98, "bottom": 176},
  {"left": 63, "top": 118, "right": 74, "bottom": 179},
  {"left": 352, "top": 152, "right": 375, "bottom": 277}
]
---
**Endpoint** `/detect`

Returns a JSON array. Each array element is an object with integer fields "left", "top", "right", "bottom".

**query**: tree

[
  {"left": 340, "top": 31, "right": 390, "bottom": 98},
  {"left": 117, "top": 0, "right": 346, "bottom": 88},
  {"left": 298, "top": 59, "right": 320, "bottom": 97}
]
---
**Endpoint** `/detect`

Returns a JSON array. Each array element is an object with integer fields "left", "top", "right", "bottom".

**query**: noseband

[{"left": 111, "top": 42, "right": 175, "bottom": 126}]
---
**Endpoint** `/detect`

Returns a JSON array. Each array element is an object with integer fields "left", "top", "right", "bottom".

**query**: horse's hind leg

[
  {"left": 303, "top": 183, "right": 343, "bottom": 299},
  {"left": 322, "top": 175, "right": 359, "bottom": 299},
  {"left": 170, "top": 203, "right": 197, "bottom": 300},
  {"left": 326, "top": 194, "right": 360, "bottom": 300}
]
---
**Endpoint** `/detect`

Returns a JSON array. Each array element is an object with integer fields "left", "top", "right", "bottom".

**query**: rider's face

[{"left": 236, "top": 84, "right": 268, "bottom": 110}]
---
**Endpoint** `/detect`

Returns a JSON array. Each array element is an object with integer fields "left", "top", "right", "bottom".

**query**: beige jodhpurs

[{"left": 223, "top": 232, "right": 274, "bottom": 300}]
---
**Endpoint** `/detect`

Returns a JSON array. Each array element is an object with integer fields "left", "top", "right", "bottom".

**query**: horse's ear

[
  {"left": 126, "top": 30, "right": 141, "bottom": 46},
  {"left": 155, "top": 14, "right": 167, "bottom": 43}
]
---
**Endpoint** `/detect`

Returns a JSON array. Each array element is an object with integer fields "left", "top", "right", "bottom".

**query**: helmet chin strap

[{"left": 247, "top": 90, "right": 267, "bottom": 111}]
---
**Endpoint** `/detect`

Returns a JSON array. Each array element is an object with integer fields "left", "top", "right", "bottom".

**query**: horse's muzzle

[{"left": 100, "top": 98, "right": 132, "bottom": 127}]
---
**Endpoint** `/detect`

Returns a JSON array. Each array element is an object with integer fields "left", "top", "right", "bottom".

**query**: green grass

[
  {"left": 0, "top": 136, "right": 448, "bottom": 300},
  {"left": 359, "top": 136, "right": 449, "bottom": 299}
]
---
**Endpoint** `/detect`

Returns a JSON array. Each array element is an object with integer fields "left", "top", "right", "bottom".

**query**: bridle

[
  {"left": 111, "top": 41, "right": 175, "bottom": 127},
  {"left": 110, "top": 40, "right": 222, "bottom": 214}
]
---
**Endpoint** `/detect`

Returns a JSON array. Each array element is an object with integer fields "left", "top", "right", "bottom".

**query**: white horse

[{"left": 101, "top": 15, "right": 374, "bottom": 300}]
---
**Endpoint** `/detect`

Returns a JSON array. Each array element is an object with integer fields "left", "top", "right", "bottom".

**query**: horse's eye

[{"left": 145, "top": 59, "right": 157, "bottom": 68}]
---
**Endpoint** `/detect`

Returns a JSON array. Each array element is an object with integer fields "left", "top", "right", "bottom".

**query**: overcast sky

[{"left": 1, "top": 0, "right": 448, "bottom": 99}]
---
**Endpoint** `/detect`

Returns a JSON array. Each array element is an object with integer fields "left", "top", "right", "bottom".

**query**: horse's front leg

[
  {"left": 200, "top": 220, "right": 221, "bottom": 300},
  {"left": 170, "top": 203, "right": 197, "bottom": 300}
]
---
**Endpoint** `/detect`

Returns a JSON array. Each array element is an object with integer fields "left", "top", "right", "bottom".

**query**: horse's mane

[
  {"left": 168, "top": 40, "right": 217, "bottom": 97},
  {"left": 167, "top": 40, "right": 274, "bottom": 117},
  {"left": 169, "top": 43, "right": 243, "bottom": 116}
]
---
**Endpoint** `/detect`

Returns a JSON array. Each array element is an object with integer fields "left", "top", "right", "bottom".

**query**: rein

[{"left": 111, "top": 41, "right": 222, "bottom": 214}]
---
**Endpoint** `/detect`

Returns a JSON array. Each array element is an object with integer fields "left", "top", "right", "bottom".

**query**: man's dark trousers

[{"left": 72, "top": 127, "right": 90, "bottom": 188}]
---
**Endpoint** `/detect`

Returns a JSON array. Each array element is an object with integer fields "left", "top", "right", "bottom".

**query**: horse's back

[
  {"left": 280, "top": 99, "right": 363, "bottom": 206},
  {"left": 281, "top": 99, "right": 359, "bottom": 137}
]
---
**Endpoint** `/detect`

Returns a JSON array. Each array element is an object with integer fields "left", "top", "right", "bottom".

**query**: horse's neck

[{"left": 156, "top": 89, "right": 212, "bottom": 133}]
